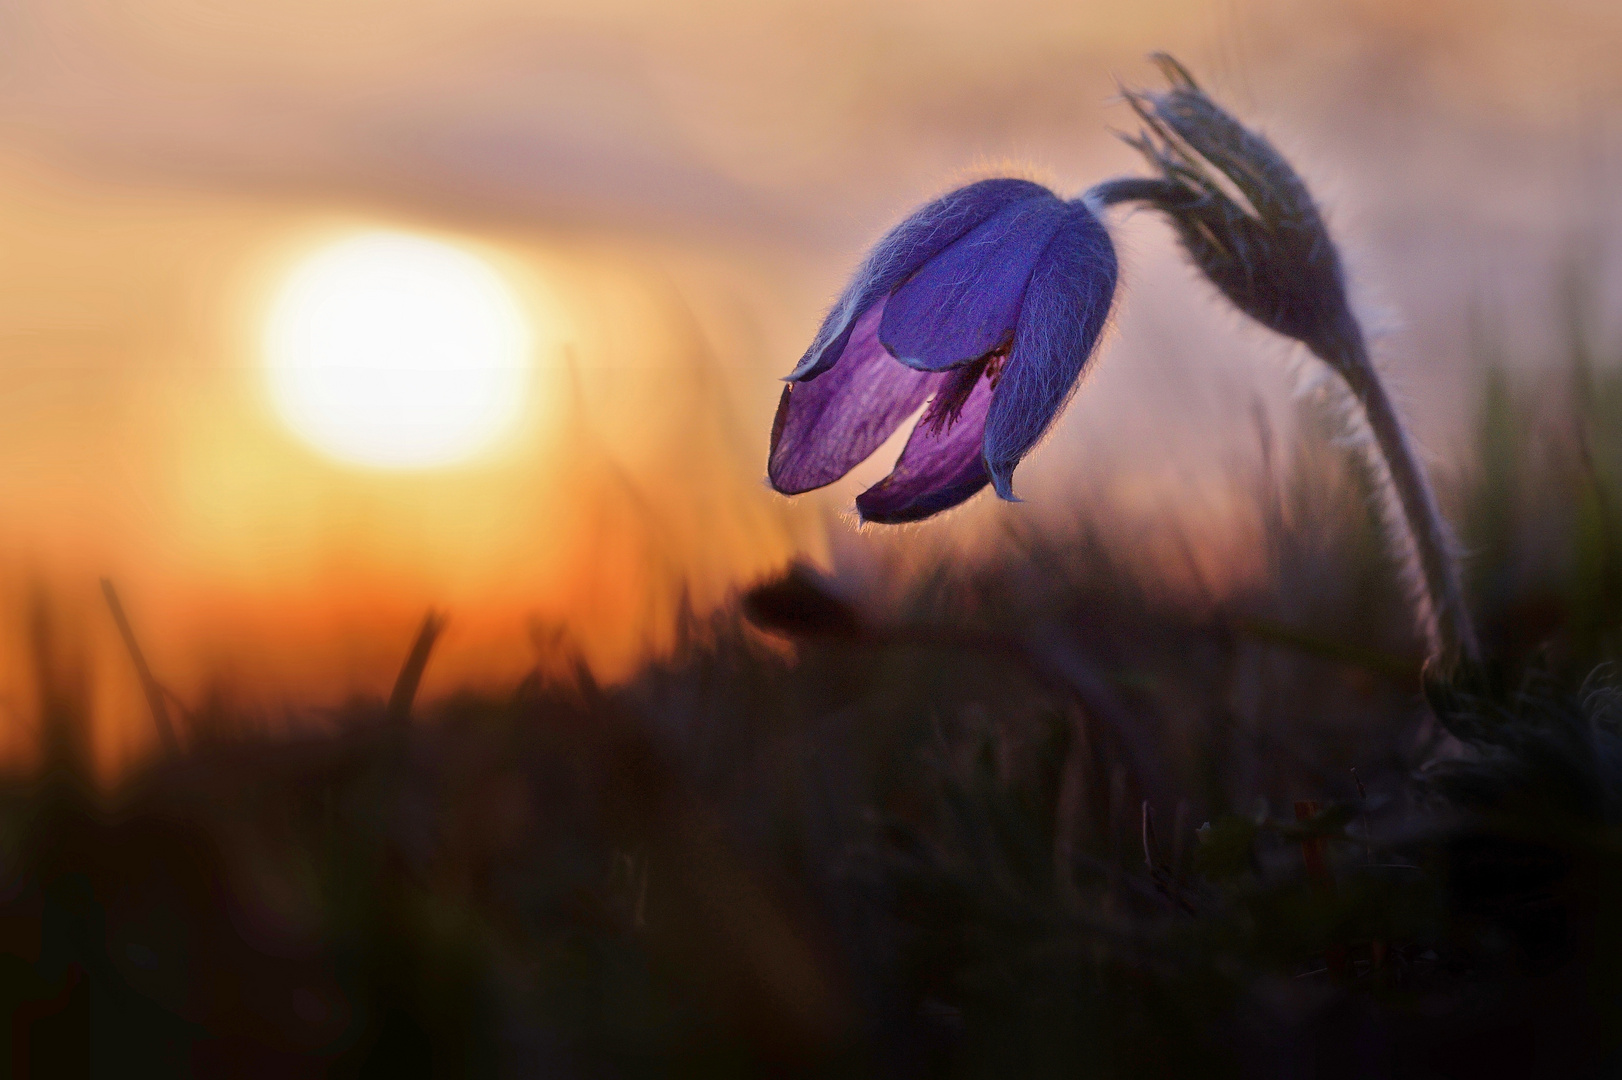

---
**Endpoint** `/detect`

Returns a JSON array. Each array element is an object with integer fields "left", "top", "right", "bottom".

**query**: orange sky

[{"left": 0, "top": 0, "right": 1618, "bottom": 773}]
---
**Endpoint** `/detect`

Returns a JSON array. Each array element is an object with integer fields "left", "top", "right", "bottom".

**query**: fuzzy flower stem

[
  {"left": 1098, "top": 53, "right": 1481, "bottom": 674},
  {"left": 1327, "top": 332, "right": 1481, "bottom": 671}
]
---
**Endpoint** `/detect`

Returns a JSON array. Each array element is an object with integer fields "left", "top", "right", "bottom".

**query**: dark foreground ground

[{"left": 6, "top": 321, "right": 1622, "bottom": 1077}]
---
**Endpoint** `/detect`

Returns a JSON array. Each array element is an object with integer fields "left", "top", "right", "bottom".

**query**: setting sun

[{"left": 263, "top": 231, "right": 533, "bottom": 469}]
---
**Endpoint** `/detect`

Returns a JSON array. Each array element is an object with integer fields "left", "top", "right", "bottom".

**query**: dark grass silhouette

[{"left": 4, "top": 292, "right": 1622, "bottom": 1077}]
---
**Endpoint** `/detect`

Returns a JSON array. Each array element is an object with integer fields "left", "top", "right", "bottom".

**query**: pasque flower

[
  {"left": 768, "top": 178, "right": 1117, "bottom": 523},
  {"left": 1088, "top": 54, "right": 1357, "bottom": 368},
  {"left": 1090, "top": 54, "right": 1480, "bottom": 669}
]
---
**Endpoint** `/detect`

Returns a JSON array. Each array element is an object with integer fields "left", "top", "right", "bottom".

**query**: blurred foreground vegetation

[{"left": 6, "top": 298, "right": 1622, "bottom": 1077}]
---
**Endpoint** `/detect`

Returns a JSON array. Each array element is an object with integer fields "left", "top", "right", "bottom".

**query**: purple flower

[{"left": 768, "top": 178, "right": 1118, "bottom": 523}]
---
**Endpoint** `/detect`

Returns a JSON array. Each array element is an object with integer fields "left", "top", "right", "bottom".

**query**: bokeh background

[{"left": 0, "top": 0, "right": 1619, "bottom": 774}]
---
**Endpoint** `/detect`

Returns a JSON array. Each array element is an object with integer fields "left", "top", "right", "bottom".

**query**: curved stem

[{"left": 1328, "top": 335, "right": 1480, "bottom": 672}]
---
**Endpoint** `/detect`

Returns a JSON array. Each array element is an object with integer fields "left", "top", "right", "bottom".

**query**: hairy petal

[
  {"left": 1140, "top": 54, "right": 1318, "bottom": 233},
  {"left": 856, "top": 373, "right": 993, "bottom": 524},
  {"left": 879, "top": 193, "right": 1069, "bottom": 372},
  {"left": 983, "top": 203, "right": 1118, "bottom": 500},
  {"left": 1104, "top": 55, "right": 1357, "bottom": 365},
  {"left": 786, "top": 178, "right": 1054, "bottom": 382},
  {"left": 769, "top": 300, "right": 945, "bottom": 494}
]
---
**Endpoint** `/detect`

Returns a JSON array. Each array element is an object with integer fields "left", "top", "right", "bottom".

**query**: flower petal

[
  {"left": 786, "top": 178, "right": 1054, "bottom": 383},
  {"left": 855, "top": 372, "right": 993, "bottom": 524},
  {"left": 769, "top": 300, "right": 946, "bottom": 495},
  {"left": 982, "top": 203, "right": 1118, "bottom": 500},
  {"left": 879, "top": 194, "right": 1068, "bottom": 372}
]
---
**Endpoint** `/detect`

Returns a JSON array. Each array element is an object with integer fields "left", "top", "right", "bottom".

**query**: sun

[{"left": 264, "top": 231, "right": 533, "bottom": 469}]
